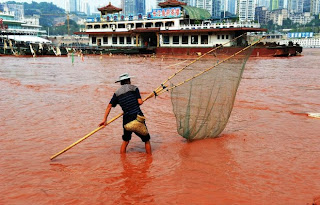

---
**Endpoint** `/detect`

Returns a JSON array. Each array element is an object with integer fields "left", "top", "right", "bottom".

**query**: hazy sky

[{"left": 0, "top": 0, "right": 156, "bottom": 13}]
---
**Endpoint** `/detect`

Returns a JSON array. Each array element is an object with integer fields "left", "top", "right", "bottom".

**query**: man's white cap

[{"left": 115, "top": 73, "right": 134, "bottom": 83}]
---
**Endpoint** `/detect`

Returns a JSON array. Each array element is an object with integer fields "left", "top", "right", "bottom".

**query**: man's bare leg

[
  {"left": 145, "top": 141, "right": 152, "bottom": 154},
  {"left": 120, "top": 141, "right": 129, "bottom": 154}
]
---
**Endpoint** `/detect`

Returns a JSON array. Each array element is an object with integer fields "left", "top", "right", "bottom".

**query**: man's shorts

[
  {"left": 122, "top": 113, "right": 150, "bottom": 142},
  {"left": 122, "top": 128, "right": 150, "bottom": 142}
]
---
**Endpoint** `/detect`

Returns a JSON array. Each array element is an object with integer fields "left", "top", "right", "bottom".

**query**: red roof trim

[
  {"left": 159, "top": 0, "right": 187, "bottom": 7},
  {"left": 78, "top": 28, "right": 266, "bottom": 35},
  {"left": 133, "top": 28, "right": 161, "bottom": 33},
  {"left": 81, "top": 31, "right": 133, "bottom": 35},
  {"left": 159, "top": 28, "right": 267, "bottom": 34}
]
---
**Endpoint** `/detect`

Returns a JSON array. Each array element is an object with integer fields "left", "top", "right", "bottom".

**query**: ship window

[
  {"left": 136, "top": 23, "right": 143, "bottom": 28},
  {"left": 110, "top": 24, "right": 116, "bottom": 30},
  {"left": 217, "top": 35, "right": 220, "bottom": 40},
  {"left": 191, "top": 35, "right": 198, "bottom": 44},
  {"left": 127, "top": 37, "right": 132, "bottom": 44},
  {"left": 119, "top": 37, "right": 124, "bottom": 44},
  {"left": 112, "top": 37, "right": 117, "bottom": 44},
  {"left": 145, "top": 23, "right": 153, "bottom": 28},
  {"left": 155, "top": 22, "right": 163, "bottom": 27},
  {"left": 118, "top": 24, "right": 125, "bottom": 28},
  {"left": 102, "top": 24, "right": 108, "bottom": 28},
  {"left": 94, "top": 24, "right": 101, "bottom": 29},
  {"left": 127, "top": 23, "right": 134, "bottom": 29},
  {"left": 173, "top": 36, "right": 179, "bottom": 44},
  {"left": 103, "top": 37, "right": 108, "bottom": 44},
  {"left": 165, "top": 22, "right": 174, "bottom": 27},
  {"left": 92, "top": 37, "right": 97, "bottom": 44},
  {"left": 87, "top": 25, "right": 93, "bottom": 29},
  {"left": 222, "top": 35, "right": 225, "bottom": 39},
  {"left": 226, "top": 35, "right": 229, "bottom": 39},
  {"left": 163, "top": 35, "right": 169, "bottom": 44},
  {"left": 182, "top": 36, "right": 188, "bottom": 44},
  {"left": 201, "top": 35, "right": 208, "bottom": 44}
]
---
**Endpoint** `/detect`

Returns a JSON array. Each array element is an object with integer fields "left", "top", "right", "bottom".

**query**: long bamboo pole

[
  {"left": 50, "top": 113, "right": 123, "bottom": 160},
  {"left": 50, "top": 93, "right": 155, "bottom": 160}
]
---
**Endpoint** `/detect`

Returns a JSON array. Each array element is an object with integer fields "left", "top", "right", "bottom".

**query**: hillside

[
  {"left": 23, "top": 1, "right": 65, "bottom": 27},
  {"left": 5, "top": 1, "right": 82, "bottom": 35}
]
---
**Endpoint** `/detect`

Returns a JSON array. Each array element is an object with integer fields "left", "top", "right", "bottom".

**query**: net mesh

[{"left": 169, "top": 45, "right": 254, "bottom": 140}]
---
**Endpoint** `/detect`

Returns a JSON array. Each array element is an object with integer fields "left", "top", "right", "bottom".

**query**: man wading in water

[{"left": 99, "top": 73, "right": 152, "bottom": 154}]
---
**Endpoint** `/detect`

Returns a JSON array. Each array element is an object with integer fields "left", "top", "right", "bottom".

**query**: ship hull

[{"left": 155, "top": 46, "right": 303, "bottom": 57}]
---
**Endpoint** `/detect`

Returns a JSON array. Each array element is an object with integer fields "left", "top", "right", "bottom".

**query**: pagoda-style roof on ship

[
  {"left": 159, "top": 0, "right": 187, "bottom": 8},
  {"left": 98, "top": 2, "right": 122, "bottom": 15},
  {"left": 182, "top": 6, "right": 211, "bottom": 20}
]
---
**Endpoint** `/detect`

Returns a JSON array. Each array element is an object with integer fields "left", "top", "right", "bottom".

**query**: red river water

[{"left": 1, "top": 49, "right": 320, "bottom": 204}]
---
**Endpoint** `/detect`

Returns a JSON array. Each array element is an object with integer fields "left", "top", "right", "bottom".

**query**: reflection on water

[
  {"left": 117, "top": 155, "right": 154, "bottom": 204},
  {"left": 0, "top": 50, "right": 320, "bottom": 204}
]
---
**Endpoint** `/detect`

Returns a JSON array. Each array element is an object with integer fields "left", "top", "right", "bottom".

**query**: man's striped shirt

[{"left": 109, "top": 84, "right": 143, "bottom": 117}]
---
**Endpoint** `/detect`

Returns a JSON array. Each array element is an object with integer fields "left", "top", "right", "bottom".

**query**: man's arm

[
  {"left": 136, "top": 88, "right": 143, "bottom": 105},
  {"left": 99, "top": 104, "right": 112, "bottom": 126}
]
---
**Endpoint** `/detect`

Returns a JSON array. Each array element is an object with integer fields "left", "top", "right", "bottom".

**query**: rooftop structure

[
  {"left": 159, "top": 0, "right": 187, "bottom": 7},
  {"left": 98, "top": 2, "right": 122, "bottom": 15},
  {"left": 0, "top": 12, "right": 50, "bottom": 44}
]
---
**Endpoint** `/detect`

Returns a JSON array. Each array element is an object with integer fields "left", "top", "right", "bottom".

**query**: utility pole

[{"left": 67, "top": 12, "right": 70, "bottom": 36}]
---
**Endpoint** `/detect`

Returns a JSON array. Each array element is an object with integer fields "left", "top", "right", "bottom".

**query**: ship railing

[
  {"left": 179, "top": 22, "right": 260, "bottom": 30},
  {"left": 83, "top": 21, "right": 261, "bottom": 32}
]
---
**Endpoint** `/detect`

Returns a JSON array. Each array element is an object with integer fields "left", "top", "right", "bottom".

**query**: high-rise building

[
  {"left": 193, "top": 0, "right": 215, "bottom": 16},
  {"left": 227, "top": 0, "right": 237, "bottom": 14},
  {"left": 310, "top": 0, "right": 320, "bottom": 14},
  {"left": 65, "top": 0, "right": 77, "bottom": 13},
  {"left": 136, "top": 0, "right": 146, "bottom": 15},
  {"left": 270, "top": 0, "right": 279, "bottom": 10},
  {"left": 269, "top": 8, "right": 288, "bottom": 25},
  {"left": 220, "top": 0, "right": 238, "bottom": 16},
  {"left": 237, "top": 0, "right": 256, "bottom": 21},
  {"left": 278, "top": 0, "right": 284, "bottom": 9},
  {"left": 269, "top": 0, "right": 285, "bottom": 10},
  {"left": 304, "top": 0, "right": 311, "bottom": 12},
  {"left": 255, "top": 6, "right": 269, "bottom": 24},
  {"left": 122, "top": 0, "right": 135, "bottom": 15},
  {"left": 0, "top": 4, "right": 4, "bottom": 12},
  {"left": 23, "top": 15, "right": 40, "bottom": 26},
  {"left": 189, "top": 0, "right": 196, "bottom": 6},
  {"left": 213, "top": 0, "right": 222, "bottom": 17},
  {"left": 256, "top": 0, "right": 270, "bottom": 8},
  {"left": 122, "top": 0, "right": 146, "bottom": 15},
  {"left": 3, "top": 3, "right": 24, "bottom": 20},
  {"left": 80, "top": 0, "right": 90, "bottom": 15},
  {"left": 288, "top": 0, "right": 304, "bottom": 13}
]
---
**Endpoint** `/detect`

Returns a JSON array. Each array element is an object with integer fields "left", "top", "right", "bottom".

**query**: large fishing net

[{"left": 169, "top": 40, "right": 254, "bottom": 140}]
